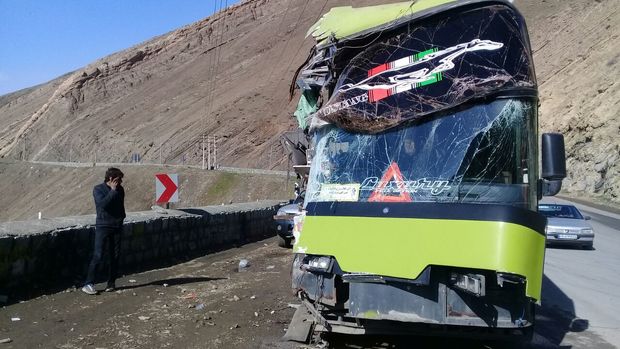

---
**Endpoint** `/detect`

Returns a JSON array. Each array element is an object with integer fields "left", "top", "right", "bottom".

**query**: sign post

[{"left": 156, "top": 174, "right": 179, "bottom": 207}]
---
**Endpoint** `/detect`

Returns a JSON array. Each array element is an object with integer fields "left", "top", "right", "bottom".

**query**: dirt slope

[
  {"left": 0, "top": 0, "right": 618, "bottom": 206},
  {"left": 0, "top": 0, "right": 327, "bottom": 169}
]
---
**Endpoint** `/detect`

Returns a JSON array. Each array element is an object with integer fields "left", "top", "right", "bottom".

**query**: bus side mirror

[
  {"left": 540, "top": 179, "right": 562, "bottom": 197},
  {"left": 541, "top": 133, "right": 566, "bottom": 180},
  {"left": 540, "top": 133, "right": 566, "bottom": 197}
]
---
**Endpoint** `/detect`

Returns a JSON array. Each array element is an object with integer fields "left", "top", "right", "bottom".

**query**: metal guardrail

[{"left": 23, "top": 160, "right": 289, "bottom": 176}]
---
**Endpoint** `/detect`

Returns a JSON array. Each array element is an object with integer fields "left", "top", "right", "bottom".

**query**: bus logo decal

[{"left": 339, "top": 39, "right": 504, "bottom": 102}]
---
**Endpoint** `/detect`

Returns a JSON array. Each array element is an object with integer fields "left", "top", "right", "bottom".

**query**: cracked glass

[
  {"left": 312, "top": 5, "right": 536, "bottom": 134},
  {"left": 306, "top": 98, "right": 537, "bottom": 208}
]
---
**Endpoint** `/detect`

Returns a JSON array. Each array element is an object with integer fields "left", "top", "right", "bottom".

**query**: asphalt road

[
  {"left": 0, "top": 199, "right": 618, "bottom": 348},
  {"left": 538, "top": 197, "right": 620, "bottom": 348}
]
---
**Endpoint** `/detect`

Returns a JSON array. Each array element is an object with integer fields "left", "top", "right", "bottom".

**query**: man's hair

[{"left": 104, "top": 167, "right": 124, "bottom": 182}]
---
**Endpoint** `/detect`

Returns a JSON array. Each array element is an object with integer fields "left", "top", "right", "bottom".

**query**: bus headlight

[
  {"left": 302, "top": 256, "right": 332, "bottom": 273},
  {"left": 450, "top": 272, "right": 486, "bottom": 297}
]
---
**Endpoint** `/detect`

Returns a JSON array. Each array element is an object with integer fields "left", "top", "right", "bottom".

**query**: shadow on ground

[
  {"left": 115, "top": 276, "right": 227, "bottom": 291},
  {"left": 278, "top": 274, "right": 596, "bottom": 349},
  {"left": 533, "top": 274, "right": 586, "bottom": 348},
  {"left": 546, "top": 245, "right": 596, "bottom": 251}
]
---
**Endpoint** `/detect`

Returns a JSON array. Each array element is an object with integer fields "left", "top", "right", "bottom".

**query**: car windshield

[
  {"left": 538, "top": 204, "right": 584, "bottom": 219},
  {"left": 306, "top": 98, "right": 537, "bottom": 208}
]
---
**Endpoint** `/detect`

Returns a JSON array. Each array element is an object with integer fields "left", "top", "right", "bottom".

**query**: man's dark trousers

[{"left": 85, "top": 226, "right": 121, "bottom": 286}]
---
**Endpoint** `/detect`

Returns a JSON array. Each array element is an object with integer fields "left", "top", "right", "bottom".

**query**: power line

[
  {"left": 201, "top": 0, "right": 228, "bottom": 168},
  {"left": 211, "top": 0, "right": 229, "bottom": 108},
  {"left": 208, "top": 0, "right": 228, "bottom": 169},
  {"left": 285, "top": 0, "right": 329, "bottom": 76},
  {"left": 276, "top": 0, "right": 329, "bottom": 110},
  {"left": 208, "top": 0, "right": 229, "bottom": 168},
  {"left": 261, "top": 0, "right": 297, "bottom": 85},
  {"left": 202, "top": 0, "right": 221, "bottom": 168},
  {"left": 205, "top": 0, "right": 225, "bottom": 125}
]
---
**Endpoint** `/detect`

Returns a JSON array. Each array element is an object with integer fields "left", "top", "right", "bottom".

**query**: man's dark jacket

[{"left": 93, "top": 182, "right": 126, "bottom": 228}]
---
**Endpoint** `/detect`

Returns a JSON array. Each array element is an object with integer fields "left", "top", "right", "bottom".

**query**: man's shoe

[
  {"left": 81, "top": 284, "right": 97, "bottom": 295},
  {"left": 104, "top": 284, "right": 116, "bottom": 292}
]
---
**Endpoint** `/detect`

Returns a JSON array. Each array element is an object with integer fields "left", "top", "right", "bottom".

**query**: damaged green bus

[{"left": 287, "top": 0, "right": 567, "bottom": 342}]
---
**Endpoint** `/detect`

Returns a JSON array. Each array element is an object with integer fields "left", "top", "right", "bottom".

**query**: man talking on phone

[{"left": 82, "top": 167, "right": 126, "bottom": 295}]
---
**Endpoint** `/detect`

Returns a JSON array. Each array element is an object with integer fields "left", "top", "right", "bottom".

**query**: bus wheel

[{"left": 278, "top": 236, "right": 292, "bottom": 248}]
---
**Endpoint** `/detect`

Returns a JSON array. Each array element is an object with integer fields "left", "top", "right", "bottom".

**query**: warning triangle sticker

[{"left": 368, "top": 162, "right": 412, "bottom": 203}]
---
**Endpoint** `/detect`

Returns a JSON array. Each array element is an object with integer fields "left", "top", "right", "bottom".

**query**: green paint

[
  {"left": 415, "top": 48, "right": 437, "bottom": 61},
  {"left": 308, "top": 0, "right": 458, "bottom": 42},
  {"left": 295, "top": 216, "right": 545, "bottom": 300},
  {"left": 418, "top": 73, "right": 442, "bottom": 87},
  {"left": 412, "top": 48, "right": 442, "bottom": 88},
  {"left": 294, "top": 90, "right": 318, "bottom": 129},
  {"left": 361, "top": 310, "right": 380, "bottom": 319}
]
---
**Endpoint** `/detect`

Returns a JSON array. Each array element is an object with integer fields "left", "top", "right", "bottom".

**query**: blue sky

[{"left": 0, "top": 0, "right": 238, "bottom": 95}]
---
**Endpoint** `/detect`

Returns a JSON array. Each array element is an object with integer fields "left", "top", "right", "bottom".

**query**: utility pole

[
  {"left": 285, "top": 154, "right": 291, "bottom": 192},
  {"left": 213, "top": 136, "right": 217, "bottom": 169},
  {"left": 67, "top": 138, "right": 72, "bottom": 162},
  {"left": 133, "top": 139, "right": 138, "bottom": 163},
  {"left": 201, "top": 134, "right": 205, "bottom": 170},
  {"left": 207, "top": 135, "right": 211, "bottom": 170},
  {"left": 94, "top": 134, "right": 98, "bottom": 164}
]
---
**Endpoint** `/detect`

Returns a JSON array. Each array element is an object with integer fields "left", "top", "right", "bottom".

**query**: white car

[{"left": 538, "top": 203, "right": 594, "bottom": 249}]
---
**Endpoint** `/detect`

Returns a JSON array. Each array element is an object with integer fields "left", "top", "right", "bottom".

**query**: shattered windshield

[{"left": 306, "top": 98, "right": 537, "bottom": 208}]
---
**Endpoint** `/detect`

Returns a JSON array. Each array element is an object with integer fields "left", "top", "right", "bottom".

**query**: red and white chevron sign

[{"left": 155, "top": 173, "right": 179, "bottom": 203}]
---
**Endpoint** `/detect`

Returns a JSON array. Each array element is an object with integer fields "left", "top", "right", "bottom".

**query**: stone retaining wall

[{"left": 0, "top": 201, "right": 280, "bottom": 303}]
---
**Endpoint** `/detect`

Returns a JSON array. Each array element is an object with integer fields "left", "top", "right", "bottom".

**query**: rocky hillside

[
  {"left": 0, "top": 0, "right": 618, "bottom": 205},
  {"left": 0, "top": 0, "right": 312, "bottom": 169},
  {"left": 527, "top": 0, "right": 619, "bottom": 203}
]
